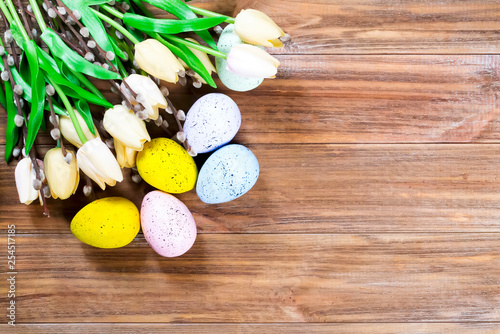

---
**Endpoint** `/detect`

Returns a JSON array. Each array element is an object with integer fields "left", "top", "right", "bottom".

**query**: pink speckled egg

[{"left": 141, "top": 191, "right": 197, "bottom": 257}]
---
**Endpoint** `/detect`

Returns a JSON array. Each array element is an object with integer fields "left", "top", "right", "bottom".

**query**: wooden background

[{"left": 1, "top": 0, "right": 500, "bottom": 332}]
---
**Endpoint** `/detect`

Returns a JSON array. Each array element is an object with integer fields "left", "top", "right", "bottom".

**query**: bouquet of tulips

[{"left": 1, "top": 0, "right": 288, "bottom": 219}]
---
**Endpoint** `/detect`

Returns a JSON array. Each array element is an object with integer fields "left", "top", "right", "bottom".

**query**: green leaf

[
  {"left": 75, "top": 100, "right": 96, "bottom": 135},
  {"left": 57, "top": 61, "right": 80, "bottom": 86},
  {"left": 141, "top": 0, "right": 218, "bottom": 49},
  {"left": 0, "top": 79, "right": 6, "bottom": 109},
  {"left": 40, "top": 28, "right": 121, "bottom": 80},
  {"left": 123, "top": 13, "right": 226, "bottom": 35},
  {"left": 19, "top": 53, "right": 31, "bottom": 83},
  {"left": 3, "top": 81, "right": 19, "bottom": 162},
  {"left": 9, "top": 21, "right": 25, "bottom": 48},
  {"left": 24, "top": 40, "right": 46, "bottom": 155},
  {"left": 162, "top": 37, "right": 216, "bottom": 88},
  {"left": 32, "top": 47, "right": 112, "bottom": 108},
  {"left": 0, "top": 58, "right": 68, "bottom": 117}
]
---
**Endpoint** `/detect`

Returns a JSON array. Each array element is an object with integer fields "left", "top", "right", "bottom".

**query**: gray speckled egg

[
  {"left": 141, "top": 191, "right": 197, "bottom": 257},
  {"left": 196, "top": 144, "right": 259, "bottom": 204},
  {"left": 184, "top": 93, "right": 241, "bottom": 154},
  {"left": 215, "top": 24, "right": 263, "bottom": 92}
]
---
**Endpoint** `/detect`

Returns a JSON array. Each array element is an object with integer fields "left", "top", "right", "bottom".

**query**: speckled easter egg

[
  {"left": 141, "top": 191, "right": 197, "bottom": 257},
  {"left": 215, "top": 24, "right": 263, "bottom": 91},
  {"left": 183, "top": 93, "right": 241, "bottom": 154},
  {"left": 136, "top": 138, "right": 197, "bottom": 193},
  {"left": 197, "top": 144, "right": 259, "bottom": 204},
  {"left": 71, "top": 197, "right": 140, "bottom": 248}
]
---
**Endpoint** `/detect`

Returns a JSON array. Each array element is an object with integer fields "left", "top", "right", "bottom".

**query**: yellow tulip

[
  {"left": 44, "top": 148, "right": 79, "bottom": 200},
  {"left": 103, "top": 105, "right": 151, "bottom": 151},
  {"left": 179, "top": 38, "right": 216, "bottom": 84},
  {"left": 76, "top": 138, "right": 123, "bottom": 190},
  {"left": 114, "top": 139, "right": 138, "bottom": 168},
  {"left": 234, "top": 9, "right": 285, "bottom": 47},
  {"left": 59, "top": 110, "right": 100, "bottom": 148},
  {"left": 134, "top": 39, "right": 185, "bottom": 83}
]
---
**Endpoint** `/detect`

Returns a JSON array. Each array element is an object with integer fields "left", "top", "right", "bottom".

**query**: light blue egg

[
  {"left": 216, "top": 24, "right": 263, "bottom": 92},
  {"left": 197, "top": 145, "right": 259, "bottom": 204},
  {"left": 184, "top": 93, "right": 241, "bottom": 154}
]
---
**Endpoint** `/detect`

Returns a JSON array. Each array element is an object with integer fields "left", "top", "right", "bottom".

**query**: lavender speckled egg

[
  {"left": 196, "top": 145, "right": 259, "bottom": 204},
  {"left": 141, "top": 191, "right": 197, "bottom": 257},
  {"left": 215, "top": 24, "right": 263, "bottom": 92},
  {"left": 184, "top": 93, "right": 241, "bottom": 154}
]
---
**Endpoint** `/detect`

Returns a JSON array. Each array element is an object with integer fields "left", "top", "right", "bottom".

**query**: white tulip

[
  {"left": 226, "top": 44, "right": 280, "bottom": 78},
  {"left": 76, "top": 138, "right": 123, "bottom": 190},
  {"left": 15, "top": 157, "right": 39, "bottom": 204},
  {"left": 122, "top": 74, "right": 167, "bottom": 120}
]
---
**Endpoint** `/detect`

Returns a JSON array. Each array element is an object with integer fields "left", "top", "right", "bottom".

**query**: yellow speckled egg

[
  {"left": 136, "top": 138, "right": 197, "bottom": 193},
  {"left": 71, "top": 197, "right": 140, "bottom": 248}
]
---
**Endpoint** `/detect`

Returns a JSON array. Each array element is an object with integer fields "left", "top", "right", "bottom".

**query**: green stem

[
  {"left": 5, "top": 0, "right": 30, "bottom": 40},
  {"left": 91, "top": 7, "right": 140, "bottom": 44},
  {"left": 100, "top": 4, "right": 124, "bottom": 20},
  {"left": 70, "top": 69, "right": 106, "bottom": 99},
  {"left": 47, "top": 77, "right": 87, "bottom": 145},
  {"left": 28, "top": 0, "right": 47, "bottom": 32},
  {"left": 187, "top": 4, "right": 235, "bottom": 24},
  {"left": 0, "top": 1, "right": 14, "bottom": 25},
  {"left": 162, "top": 34, "right": 227, "bottom": 59}
]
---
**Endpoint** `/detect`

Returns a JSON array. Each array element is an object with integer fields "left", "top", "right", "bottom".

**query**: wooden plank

[
  {"left": 2, "top": 55, "right": 499, "bottom": 146},
  {"left": 229, "top": 0, "right": 500, "bottom": 54},
  {"left": 2, "top": 233, "right": 500, "bottom": 322},
  {"left": 3, "top": 144, "right": 500, "bottom": 233},
  {"left": 2, "top": 323, "right": 500, "bottom": 333}
]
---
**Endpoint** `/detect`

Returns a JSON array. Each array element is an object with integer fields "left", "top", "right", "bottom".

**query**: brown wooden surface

[{"left": 2, "top": 0, "right": 500, "bottom": 332}]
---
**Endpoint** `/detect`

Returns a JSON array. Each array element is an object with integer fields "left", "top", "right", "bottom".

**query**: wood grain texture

[
  {"left": 2, "top": 323, "right": 500, "bottom": 334},
  {"left": 2, "top": 55, "right": 499, "bottom": 146},
  {"left": 1, "top": 0, "right": 500, "bottom": 331},
  {"left": 230, "top": 0, "right": 500, "bottom": 54},
  {"left": 2, "top": 144, "right": 500, "bottom": 234},
  {"left": 1, "top": 234, "right": 499, "bottom": 323}
]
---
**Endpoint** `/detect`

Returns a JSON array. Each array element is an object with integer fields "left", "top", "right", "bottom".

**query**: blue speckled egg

[
  {"left": 197, "top": 144, "right": 259, "bottom": 204},
  {"left": 184, "top": 93, "right": 241, "bottom": 154},
  {"left": 215, "top": 24, "right": 263, "bottom": 92}
]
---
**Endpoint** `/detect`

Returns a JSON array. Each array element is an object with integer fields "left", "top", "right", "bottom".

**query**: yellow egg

[
  {"left": 71, "top": 197, "right": 140, "bottom": 248},
  {"left": 136, "top": 138, "right": 198, "bottom": 193}
]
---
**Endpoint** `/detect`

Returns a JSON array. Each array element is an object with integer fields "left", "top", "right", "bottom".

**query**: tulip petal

[
  {"left": 44, "top": 148, "right": 79, "bottom": 200},
  {"left": 122, "top": 74, "right": 167, "bottom": 120},
  {"left": 234, "top": 9, "right": 285, "bottom": 47},
  {"left": 59, "top": 110, "right": 99, "bottom": 148},
  {"left": 226, "top": 44, "right": 280, "bottom": 78},
  {"left": 103, "top": 105, "right": 150, "bottom": 151},
  {"left": 135, "top": 39, "right": 185, "bottom": 83},
  {"left": 15, "top": 157, "right": 39, "bottom": 204},
  {"left": 115, "top": 139, "right": 138, "bottom": 168},
  {"left": 77, "top": 138, "right": 123, "bottom": 190}
]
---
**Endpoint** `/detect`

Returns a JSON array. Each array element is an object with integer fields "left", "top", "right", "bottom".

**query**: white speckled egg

[
  {"left": 215, "top": 24, "right": 263, "bottom": 91},
  {"left": 184, "top": 93, "right": 241, "bottom": 154},
  {"left": 141, "top": 191, "right": 197, "bottom": 257},
  {"left": 197, "top": 144, "right": 259, "bottom": 204}
]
